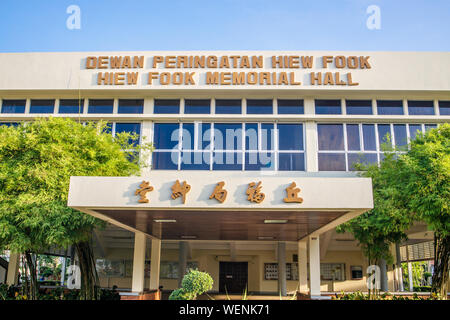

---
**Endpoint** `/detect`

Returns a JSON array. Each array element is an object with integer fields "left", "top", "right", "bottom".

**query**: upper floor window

[
  {"left": 215, "top": 99, "right": 241, "bottom": 114},
  {"left": 246, "top": 99, "right": 273, "bottom": 114},
  {"left": 277, "top": 99, "right": 304, "bottom": 114},
  {"left": 154, "top": 99, "right": 180, "bottom": 114},
  {"left": 184, "top": 99, "right": 210, "bottom": 114},
  {"left": 346, "top": 100, "right": 372, "bottom": 115},
  {"left": 30, "top": 99, "right": 55, "bottom": 114},
  {"left": 59, "top": 99, "right": 84, "bottom": 114},
  {"left": 315, "top": 100, "right": 341, "bottom": 115},
  {"left": 118, "top": 99, "right": 143, "bottom": 114},
  {"left": 115, "top": 122, "right": 141, "bottom": 146},
  {"left": 1, "top": 99, "right": 26, "bottom": 113},
  {"left": 439, "top": 101, "right": 450, "bottom": 115},
  {"left": 377, "top": 100, "right": 403, "bottom": 115},
  {"left": 88, "top": 99, "right": 114, "bottom": 114},
  {"left": 408, "top": 100, "right": 434, "bottom": 115}
]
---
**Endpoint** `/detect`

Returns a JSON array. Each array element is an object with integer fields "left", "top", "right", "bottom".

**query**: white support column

[
  {"left": 131, "top": 232, "right": 147, "bottom": 293},
  {"left": 149, "top": 239, "right": 161, "bottom": 290},
  {"left": 6, "top": 252, "right": 20, "bottom": 286},
  {"left": 297, "top": 240, "right": 308, "bottom": 294},
  {"left": 277, "top": 242, "right": 287, "bottom": 296},
  {"left": 407, "top": 262, "right": 414, "bottom": 292},
  {"left": 309, "top": 236, "right": 321, "bottom": 296},
  {"left": 305, "top": 121, "right": 318, "bottom": 172},
  {"left": 178, "top": 241, "right": 188, "bottom": 287}
]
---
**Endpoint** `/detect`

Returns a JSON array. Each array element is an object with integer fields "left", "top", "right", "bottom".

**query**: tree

[
  {"left": 338, "top": 124, "right": 450, "bottom": 298},
  {"left": 0, "top": 118, "right": 151, "bottom": 299}
]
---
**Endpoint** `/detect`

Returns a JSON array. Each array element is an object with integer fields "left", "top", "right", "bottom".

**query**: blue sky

[{"left": 0, "top": 0, "right": 449, "bottom": 52}]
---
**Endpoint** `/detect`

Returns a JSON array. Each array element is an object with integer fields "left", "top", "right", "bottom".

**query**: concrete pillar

[
  {"left": 305, "top": 121, "right": 318, "bottom": 172},
  {"left": 131, "top": 232, "right": 147, "bottom": 293},
  {"left": 407, "top": 262, "right": 414, "bottom": 291},
  {"left": 277, "top": 242, "right": 286, "bottom": 296},
  {"left": 6, "top": 252, "right": 20, "bottom": 286},
  {"left": 379, "top": 258, "right": 388, "bottom": 292},
  {"left": 149, "top": 239, "right": 161, "bottom": 290},
  {"left": 60, "top": 256, "right": 66, "bottom": 286},
  {"left": 395, "top": 243, "right": 404, "bottom": 291},
  {"left": 297, "top": 240, "right": 308, "bottom": 294},
  {"left": 309, "top": 236, "right": 321, "bottom": 296},
  {"left": 178, "top": 241, "right": 188, "bottom": 287}
]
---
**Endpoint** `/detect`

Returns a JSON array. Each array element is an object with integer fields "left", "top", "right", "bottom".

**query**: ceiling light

[
  {"left": 264, "top": 219, "right": 288, "bottom": 224},
  {"left": 181, "top": 235, "right": 197, "bottom": 239},
  {"left": 258, "top": 236, "right": 275, "bottom": 240},
  {"left": 154, "top": 219, "right": 177, "bottom": 223}
]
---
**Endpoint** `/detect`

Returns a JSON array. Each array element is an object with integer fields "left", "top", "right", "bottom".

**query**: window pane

[
  {"left": 0, "top": 122, "right": 20, "bottom": 127},
  {"left": 393, "top": 124, "right": 407, "bottom": 148},
  {"left": 409, "top": 124, "right": 422, "bottom": 141},
  {"left": 88, "top": 99, "right": 114, "bottom": 114},
  {"left": 181, "top": 123, "right": 195, "bottom": 150},
  {"left": 377, "top": 100, "right": 403, "bottom": 115},
  {"left": 59, "top": 99, "right": 84, "bottom": 114},
  {"left": 318, "top": 124, "right": 344, "bottom": 150},
  {"left": 315, "top": 100, "right": 341, "bottom": 115},
  {"left": 348, "top": 153, "right": 378, "bottom": 171},
  {"left": 346, "top": 100, "right": 372, "bottom": 115},
  {"left": 30, "top": 99, "right": 54, "bottom": 113},
  {"left": 154, "top": 99, "right": 180, "bottom": 114},
  {"left": 245, "top": 152, "right": 275, "bottom": 170},
  {"left": 439, "top": 101, "right": 450, "bottom": 115},
  {"left": 346, "top": 124, "right": 360, "bottom": 151},
  {"left": 152, "top": 151, "right": 179, "bottom": 170},
  {"left": 362, "top": 124, "right": 376, "bottom": 151},
  {"left": 215, "top": 99, "right": 241, "bottom": 114},
  {"left": 153, "top": 123, "right": 180, "bottom": 150},
  {"left": 425, "top": 124, "right": 437, "bottom": 131},
  {"left": 377, "top": 124, "right": 392, "bottom": 149},
  {"left": 115, "top": 123, "right": 141, "bottom": 146},
  {"left": 118, "top": 99, "right": 143, "bottom": 114},
  {"left": 214, "top": 123, "right": 242, "bottom": 150},
  {"left": 197, "top": 123, "right": 211, "bottom": 150},
  {"left": 278, "top": 153, "right": 305, "bottom": 171},
  {"left": 408, "top": 101, "right": 434, "bottom": 115},
  {"left": 245, "top": 123, "right": 258, "bottom": 151},
  {"left": 277, "top": 99, "right": 304, "bottom": 114},
  {"left": 185, "top": 99, "right": 210, "bottom": 114},
  {"left": 261, "top": 123, "right": 274, "bottom": 150},
  {"left": 278, "top": 124, "right": 303, "bottom": 150},
  {"left": 212, "top": 152, "right": 242, "bottom": 170},
  {"left": 318, "top": 153, "right": 346, "bottom": 171},
  {"left": 246, "top": 99, "right": 273, "bottom": 114},
  {"left": 182, "top": 123, "right": 211, "bottom": 150},
  {"left": 1, "top": 99, "right": 26, "bottom": 113},
  {"left": 180, "top": 152, "right": 210, "bottom": 170}
]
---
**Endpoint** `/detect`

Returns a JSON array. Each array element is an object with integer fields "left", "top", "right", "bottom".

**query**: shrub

[
  {"left": 181, "top": 270, "right": 213, "bottom": 296},
  {"left": 169, "top": 288, "right": 196, "bottom": 300}
]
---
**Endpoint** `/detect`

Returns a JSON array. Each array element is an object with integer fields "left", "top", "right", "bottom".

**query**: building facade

[{"left": 1, "top": 51, "right": 449, "bottom": 297}]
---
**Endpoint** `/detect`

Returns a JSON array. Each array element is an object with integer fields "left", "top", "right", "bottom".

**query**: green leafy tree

[
  {"left": 0, "top": 118, "right": 151, "bottom": 299},
  {"left": 338, "top": 124, "right": 450, "bottom": 298}
]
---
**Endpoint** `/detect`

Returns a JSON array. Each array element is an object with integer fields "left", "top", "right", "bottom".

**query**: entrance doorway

[{"left": 219, "top": 262, "right": 248, "bottom": 294}]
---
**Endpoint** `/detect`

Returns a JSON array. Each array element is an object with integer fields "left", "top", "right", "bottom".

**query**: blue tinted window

[
  {"left": 59, "top": 99, "right": 84, "bottom": 114},
  {"left": 30, "top": 99, "right": 54, "bottom": 113},
  {"left": 409, "top": 124, "right": 422, "bottom": 140},
  {"left": 115, "top": 123, "right": 141, "bottom": 146},
  {"left": 278, "top": 124, "right": 303, "bottom": 150},
  {"left": 408, "top": 101, "right": 434, "bottom": 115},
  {"left": 181, "top": 123, "right": 211, "bottom": 150},
  {"left": 245, "top": 123, "right": 258, "bottom": 151},
  {"left": 154, "top": 99, "right": 180, "bottom": 114},
  {"left": 261, "top": 123, "right": 274, "bottom": 150},
  {"left": 393, "top": 124, "right": 407, "bottom": 148},
  {"left": 425, "top": 124, "right": 437, "bottom": 131},
  {"left": 88, "top": 99, "right": 114, "bottom": 114},
  {"left": 348, "top": 154, "right": 378, "bottom": 171},
  {"left": 346, "top": 100, "right": 372, "bottom": 115},
  {"left": 118, "top": 99, "right": 143, "bottom": 114},
  {"left": 152, "top": 151, "right": 179, "bottom": 170},
  {"left": 346, "top": 124, "right": 360, "bottom": 151},
  {"left": 439, "top": 101, "right": 450, "bottom": 115},
  {"left": 377, "top": 100, "right": 403, "bottom": 115},
  {"left": 318, "top": 124, "right": 344, "bottom": 150},
  {"left": 315, "top": 100, "right": 341, "bottom": 115},
  {"left": 318, "top": 153, "right": 346, "bottom": 171},
  {"left": 378, "top": 124, "right": 392, "bottom": 148},
  {"left": 245, "top": 152, "right": 275, "bottom": 170},
  {"left": 246, "top": 99, "right": 273, "bottom": 114},
  {"left": 153, "top": 123, "right": 179, "bottom": 150},
  {"left": 279, "top": 153, "right": 305, "bottom": 171},
  {"left": 213, "top": 152, "right": 242, "bottom": 170},
  {"left": 1, "top": 100, "right": 26, "bottom": 113},
  {"left": 214, "top": 123, "right": 242, "bottom": 150},
  {"left": 0, "top": 122, "right": 20, "bottom": 127},
  {"left": 185, "top": 99, "right": 210, "bottom": 114},
  {"left": 180, "top": 152, "right": 210, "bottom": 170},
  {"left": 215, "top": 99, "right": 242, "bottom": 114},
  {"left": 277, "top": 99, "right": 304, "bottom": 114},
  {"left": 362, "top": 124, "right": 376, "bottom": 151}
]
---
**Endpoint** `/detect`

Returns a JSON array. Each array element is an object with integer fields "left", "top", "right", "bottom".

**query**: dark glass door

[{"left": 219, "top": 262, "right": 248, "bottom": 294}]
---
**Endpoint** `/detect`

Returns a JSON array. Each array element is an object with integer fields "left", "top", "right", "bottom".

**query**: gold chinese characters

[
  {"left": 135, "top": 181, "right": 154, "bottom": 203},
  {"left": 283, "top": 182, "right": 303, "bottom": 203},
  {"left": 171, "top": 180, "right": 191, "bottom": 204},
  {"left": 209, "top": 181, "right": 227, "bottom": 203},
  {"left": 246, "top": 181, "right": 265, "bottom": 204}
]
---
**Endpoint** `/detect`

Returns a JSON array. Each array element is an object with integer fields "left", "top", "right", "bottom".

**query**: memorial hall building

[{"left": 1, "top": 51, "right": 449, "bottom": 298}]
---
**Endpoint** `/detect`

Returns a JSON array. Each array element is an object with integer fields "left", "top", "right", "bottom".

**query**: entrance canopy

[{"left": 68, "top": 172, "right": 373, "bottom": 241}]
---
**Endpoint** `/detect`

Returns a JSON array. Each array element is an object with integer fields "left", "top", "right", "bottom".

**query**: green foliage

[
  {"left": 181, "top": 269, "right": 214, "bottom": 296},
  {"left": 169, "top": 269, "right": 214, "bottom": 300},
  {"left": 0, "top": 117, "right": 151, "bottom": 252},
  {"left": 333, "top": 290, "right": 439, "bottom": 300}
]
